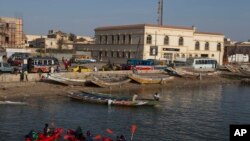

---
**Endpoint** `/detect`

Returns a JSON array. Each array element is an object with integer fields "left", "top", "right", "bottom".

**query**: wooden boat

[
  {"left": 43, "top": 74, "right": 87, "bottom": 86},
  {"left": 129, "top": 73, "right": 174, "bottom": 84},
  {"left": 0, "top": 100, "right": 27, "bottom": 105},
  {"left": 68, "top": 91, "right": 157, "bottom": 107},
  {"left": 90, "top": 76, "right": 131, "bottom": 87}
]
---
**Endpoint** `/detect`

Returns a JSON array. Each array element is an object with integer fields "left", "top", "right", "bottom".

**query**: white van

[{"left": 0, "top": 62, "right": 14, "bottom": 73}]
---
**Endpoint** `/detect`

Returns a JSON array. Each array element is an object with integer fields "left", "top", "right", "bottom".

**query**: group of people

[
  {"left": 72, "top": 126, "right": 93, "bottom": 141},
  {"left": 25, "top": 123, "right": 54, "bottom": 141}
]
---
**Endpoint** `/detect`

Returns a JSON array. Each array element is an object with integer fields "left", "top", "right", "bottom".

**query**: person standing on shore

[{"left": 24, "top": 70, "right": 28, "bottom": 81}]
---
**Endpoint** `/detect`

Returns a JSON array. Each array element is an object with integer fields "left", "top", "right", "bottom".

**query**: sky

[{"left": 0, "top": 0, "right": 249, "bottom": 41}]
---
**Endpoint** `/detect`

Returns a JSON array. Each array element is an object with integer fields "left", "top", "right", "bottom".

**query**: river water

[{"left": 1, "top": 83, "right": 250, "bottom": 141}]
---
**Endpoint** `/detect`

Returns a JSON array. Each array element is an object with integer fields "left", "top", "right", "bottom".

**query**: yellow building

[
  {"left": 75, "top": 24, "right": 224, "bottom": 65},
  {"left": 0, "top": 17, "right": 23, "bottom": 48}
]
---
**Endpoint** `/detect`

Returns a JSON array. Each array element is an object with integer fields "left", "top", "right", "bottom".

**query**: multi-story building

[
  {"left": 0, "top": 17, "right": 23, "bottom": 48},
  {"left": 75, "top": 24, "right": 224, "bottom": 65}
]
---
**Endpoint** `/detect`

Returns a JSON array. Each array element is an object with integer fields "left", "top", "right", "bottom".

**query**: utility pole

[{"left": 157, "top": 0, "right": 163, "bottom": 25}]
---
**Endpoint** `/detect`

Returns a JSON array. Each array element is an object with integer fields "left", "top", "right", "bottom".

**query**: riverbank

[{"left": 0, "top": 75, "right": 240, "bottom": 101}]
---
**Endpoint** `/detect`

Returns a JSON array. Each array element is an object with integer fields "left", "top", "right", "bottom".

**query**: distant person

[
  {"left": 24, "top": 70, "right": 28, "bottom": 81},
  {"left": 43, "top": 123, "right": 50, "bottom": 137},
  {"left": 132, "top": 94, "right": 138, "bottom": 102},
  {"left": 20, "top": 70, "right": 24, "bottom": 81},
  {"left": 50, "top": 66, "right": 55, "bottom": 74},
  {"left": 86, "top": 130, "right": 93, "bottom": 141},
  {"left": 26, "top": 130, "right": 38, "bottom": 141},
  {"left": 120, "top": 135, "right": 126, "bottom": 141},
  {"left": 153, "top": 92, "right": 160, "bottom": 101},
  {"left": 93, "top": 66, "right": 98, "bottom": 72},
  {"left": 75, "top": 126, "right": 83, "bottom": 140}
]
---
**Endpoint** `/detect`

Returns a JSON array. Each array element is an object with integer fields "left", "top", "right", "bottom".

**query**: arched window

[
  {"left": 146, "top": 35, "right": 152, "bottom": 44},
  {"left": 164, "top": 36, "right": 169, "bottom": 45},
  {"left": 128, "top": 35, "right": 132, "bottom": 44},
  {"left": 195, "top": 41, "right": 200, "bottom": 50},
  {"left": 179, "top": 37, "right": 184, "bottom": 46},
  {"left": 217, "top": 43, "right": 221, "bottom": 51},
  {"left": 205, "top": 42, "right": 209, "bottom": 50}
]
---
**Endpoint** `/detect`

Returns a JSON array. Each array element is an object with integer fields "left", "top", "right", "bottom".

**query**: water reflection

[{"left": 0, "top": 84, "right": 250, "bottom": 141}]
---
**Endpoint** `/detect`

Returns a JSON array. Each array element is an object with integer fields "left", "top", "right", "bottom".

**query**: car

[
  {"left": 0, "top": 62, "right": 14, "bottom": 73},
  {"left": 68, "top": 65, "right": 92, "bottom": 72}
]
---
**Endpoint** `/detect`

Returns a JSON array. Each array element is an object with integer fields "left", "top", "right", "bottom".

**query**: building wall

[
  {"left": 76, "top": 24, "right": 225, "bottom": 65},
  {"left": 0, "top": 17, "right": 23, "bottom": 48}
]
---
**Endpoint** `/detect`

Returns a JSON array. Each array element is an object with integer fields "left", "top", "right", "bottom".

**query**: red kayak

[
  {"left": 25, "top": 128, "right": 63, "bottom": 141},
  {"left": 64, "top": 129, "right": 81, "bottom": 141}
]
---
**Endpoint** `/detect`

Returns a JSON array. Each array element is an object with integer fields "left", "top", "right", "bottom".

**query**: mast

[{"left": 157, "top": 0, "right": 163, "bottom": 25}]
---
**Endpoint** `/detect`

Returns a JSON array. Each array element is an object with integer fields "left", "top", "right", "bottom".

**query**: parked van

[{"left": 0, "top": 62, "right": 14, "bottom": 73}]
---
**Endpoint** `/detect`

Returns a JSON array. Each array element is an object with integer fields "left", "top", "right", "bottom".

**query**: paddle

[
  {"left": 130, "top": 124, "right": 137, "bottom": 141},
  {"left": 105, "top": 128, "right": 113, "bottom": 134},
  {"left": 93, "top": 134, "right": 102, "bottom": 140}
]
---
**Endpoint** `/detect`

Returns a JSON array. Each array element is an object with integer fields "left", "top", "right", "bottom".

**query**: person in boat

[
  {"left": 120, "top": 135, "right": 126, "bottom": 141},
  {"left": 86, "top": 130, "right": 93, "bottom": 141},
  {"left": 43, "top": 123, "right": 51, "bottom": 137},
  {"left": 75, "top": 126, "right": 84, "bottom": 140},
  {"left": 132, "top": 94, "right": 138, "bottom": 102},
  {"left": 26, "top": 129, "right": 38, "bottom": 141},
  {"left": 153, "top": 92, "right": 160, "bottom": 101}
]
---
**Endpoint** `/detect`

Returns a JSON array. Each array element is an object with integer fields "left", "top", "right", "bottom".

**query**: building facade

[
  {"left": 0, "top": 17, "right": 23, "bottom": 48},
  {"left": 75, "top": 24, "right": 225, "bottom": 65}
]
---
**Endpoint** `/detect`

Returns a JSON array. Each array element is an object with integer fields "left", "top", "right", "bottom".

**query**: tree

[{"left": 68, "top": 33, "right": 77, "bottom": 42}]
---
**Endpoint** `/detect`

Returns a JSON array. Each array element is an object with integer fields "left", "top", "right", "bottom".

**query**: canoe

[
  {"left": 43, "top": 74, "right": 86, "bottom": 86},
  {"left": 90, "top": 76, "right": 131, "bottom": 88},
  {"left": 68, "top": 92, "right": 156, "bottom": 107},
  {"left": 25, "top": 128, "right": 63, "bottom": 141},
  {"left": 129, "top": 74, "right": 174, "bottom": 84}
]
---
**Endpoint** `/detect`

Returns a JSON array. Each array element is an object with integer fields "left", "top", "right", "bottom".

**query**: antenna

[{"left": 157, "top": 0, "right": 163, "bottom": 25}]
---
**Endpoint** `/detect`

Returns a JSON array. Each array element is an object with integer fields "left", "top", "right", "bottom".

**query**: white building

[{"left": 76, "top": 24, "right": 224, "bottom": 65}]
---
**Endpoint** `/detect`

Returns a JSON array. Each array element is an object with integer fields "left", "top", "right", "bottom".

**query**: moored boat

[
  {"left": 68, "top": 91, "right": 157, "bottom": 107},
  {"left": 129, "top": 73, "right": 174, "bottom": 84},
  {"left": 43, "top": 74, "right": 87, "bottom": 86},
  {"left": 90, "top": 76, "right": 131, "bottom": 88}
]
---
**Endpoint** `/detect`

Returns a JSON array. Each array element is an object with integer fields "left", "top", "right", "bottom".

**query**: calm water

[{"left": 1, "top": 84, "right": 250, "bottom": 141}]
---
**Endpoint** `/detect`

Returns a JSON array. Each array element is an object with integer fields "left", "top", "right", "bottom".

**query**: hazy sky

[{"left": 0, "top": 0, "right": 249, "bottom": 41}]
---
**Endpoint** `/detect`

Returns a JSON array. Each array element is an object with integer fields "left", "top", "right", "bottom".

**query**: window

[
  {"left": 205, "top": 42, "right": 209, "bottom": 50},
  {"left": 146, "top": 35, "right": 152, "bottom": 44},
  {"left": 164, "top": 36, "right": 169, "bottom": 45},
  {"left": 117, "top": 35, "right": 120, "bottom": 44},
  {"left": 111, "top": 51, "right": 114, "bottom": 57},
  {"left": 195, "top": 42, "right": 200, "bottom": 50},
  {"left": 217, "top": 43, "right": 221, "bottom": 51},
  {"left": 111, "top": 35, "right": 114, "bottom": 44},
  {"left": 182, "top": 54, "right": 185, "bottom": 58},
  {"left": 99, "top": 36, "right": 102, "bottom": 44},
  {"left": 123, "top": 35, "right": 126, "bottom": 44},
  {"left": 211, "top": 54, "right": 214, "bottom": 57},
  {"left": 128, "top": 35, "right": 132, "bottom": 44},
  {"left": 104, "top": 35, "right": 108, "bottom": 44},
  {"left": 195, "top": 54, "right": 198, "bottom": 57},
  {"left": 179, "top": 37, "right": 184, "bottom": 46},
  {"left": 189, "top": 54, "right": 193, "bottom": 57}
]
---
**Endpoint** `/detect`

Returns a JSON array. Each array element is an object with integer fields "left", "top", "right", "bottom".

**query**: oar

[
  {"left": 105, "top": 128, "right": 114, "bottom": 134},
  {"left": 130, "top": 124, "right": 137, "bottom": 141},
  {"left": 93, "top": 134, "right": 102, "bottom": 140}
]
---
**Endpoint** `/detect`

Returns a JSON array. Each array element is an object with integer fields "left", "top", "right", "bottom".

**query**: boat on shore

[
  {"left": 0, "top": 100, "right": 27, "bottom": 105},
  {"left": 129, "top": 73, "right": 174, "bottom": 84},
  {"left": 90, "top": 76, "right": 131, "bottom": 88},
  {"left": 43, "top": 74, "right": 87, "bottom": 86},
  {"left": 68, "top": 91, "right": 158, "bottom": 107}
]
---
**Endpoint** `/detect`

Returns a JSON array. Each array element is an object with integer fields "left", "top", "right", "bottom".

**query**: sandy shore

[{"left": 0, "top": 75, "right": 241, "bottom": 101}]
